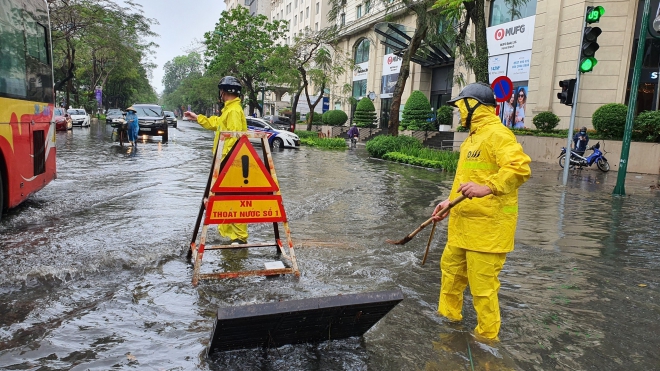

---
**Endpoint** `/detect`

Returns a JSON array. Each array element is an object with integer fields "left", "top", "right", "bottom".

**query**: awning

[{"left": 374, "top": 22, "right": 454, "bottom": 68}]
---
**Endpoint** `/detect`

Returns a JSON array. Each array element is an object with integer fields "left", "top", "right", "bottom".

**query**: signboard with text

[
  {"left": 488, "top": 54, "right": 508, "bottom": 83},
  {"left": 381, "top": 53, "right": 402, "bottom": 98},
  {"left": 486, "top": 16, "right": 535, "bottom": 56},
  {"left": 506, "top": 50, "right": 532, "bottom": 82},
  {"left": 353, "top": 62, "right": 369, "bottom": 81},
  {"left": 205, "top": 195, "right": 287, "bottom": 224}
]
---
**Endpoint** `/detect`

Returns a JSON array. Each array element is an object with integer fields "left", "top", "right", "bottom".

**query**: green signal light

[
  {"left": 579, "top": 57, "right": 598, "bottom": 73},
  {"left": 586, "top": 6, "right": 605, "bottom": 23}
]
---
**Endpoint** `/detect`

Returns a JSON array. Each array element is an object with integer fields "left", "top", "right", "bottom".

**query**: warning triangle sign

[{"left": 211, "top": 135, "right": 279, "bottom": 193}]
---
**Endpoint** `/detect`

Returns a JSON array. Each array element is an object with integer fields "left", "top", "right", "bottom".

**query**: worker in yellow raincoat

[
  {"left": 431, "top": 83, "right": 531, "bottom": 341},
  {"left": 184, "top": 76, "right": 249, "bottom": 244}
]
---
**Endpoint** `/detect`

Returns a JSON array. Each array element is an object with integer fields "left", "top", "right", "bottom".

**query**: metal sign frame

[{"left": 189, "top": 132, "right": 300, "bottom": 286}]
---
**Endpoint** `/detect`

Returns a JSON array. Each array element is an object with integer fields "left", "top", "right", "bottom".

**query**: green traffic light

[
  {"left": 586, "top": 6, "right": 605, "bottom": 23},
  {"left": 579, "top": 57, "right": 598, "bottom": 73}
]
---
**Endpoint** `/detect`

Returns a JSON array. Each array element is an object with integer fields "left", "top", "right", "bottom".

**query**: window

[
  {"left": 385, "top": 45, "right": 394, "bottom": 54},
  {"left": 300, "top": 11, "right": 303, "bottom": 21},
  {"left": 286, "top": 3, "right": 291, "bottom": 14},
  {"left": 294, "top": 15, "right": 297, "bottom": 25},
  {"left": 0, "top": 17, "right": 27, "bottom": 97},
  {"left": 334, "top": 101, "right": 341, "bottom": 110},
  {"left": 316, "top": 2, "right": 319, "bottom": 14},
  {"left": 356, "top": 5, "right": 362, "bottom": 19},
  {"left": 365, "top": 0, "right": 371, "bottom": 13},
  {"left": 489, "top": 0, "right": 537, "bottom": 27},
  {"left": 315, "top": 22, "right": 318, "bottom": 30},
  {"left": 354, "top": 39, "right": 370, "bottom": 64},
  {"left": 306, "top": 6, "right": 309, "bottom": 18},
  {"left": 352, "top": 80, "right": 367, "bottom": 98},
  {"left": 340, "top": 13, "right": 345, "bottom": 26},
  {"left": 294, "top": 0, "right": 297, "bottom": 8}
]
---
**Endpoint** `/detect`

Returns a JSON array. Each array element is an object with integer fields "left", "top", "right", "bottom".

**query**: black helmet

[
  {"left": 447, "top": 83, "right": 497, "bottom": 107},
  {"left": 218, "top": 76, "right": 242, "bottom": 95}
]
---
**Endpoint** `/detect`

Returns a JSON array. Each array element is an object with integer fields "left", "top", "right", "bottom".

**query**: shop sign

[
  {"left": 487, "top": 16, "right": 536, "bottom": 56},
  {"left": 380, "top": 53, "right": 402, "bottom": 98},
  {"left": 353, "top": 62, "right": 369, "bottom": 81}
]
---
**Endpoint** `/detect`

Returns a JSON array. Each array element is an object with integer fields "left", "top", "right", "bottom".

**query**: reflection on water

[{"left": 0, "top": 121, "right": 659, "bottom": 370}]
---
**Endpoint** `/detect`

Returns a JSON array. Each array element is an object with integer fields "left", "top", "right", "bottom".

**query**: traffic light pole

[
  {"left": 613, "top": 0, "right": 651, "bottom": 195},
  {"left": 562, "top": 12, "right": 588, "bottom": 186}
]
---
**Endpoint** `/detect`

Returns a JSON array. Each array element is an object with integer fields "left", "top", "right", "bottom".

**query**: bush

[
  {"left": 436, "top": 106, "right": 453, "bottom": 128},
  {"left": 532, "top": 111, "right": 560, "bottom": 132},
  {"left": 322, "top": 110, "right": 348, "bottom": 126},
  {"left": 635, "top": 110, "right": 660, "bottom": 142},
  {"left": 365, "top": 135, "right": 422, "bottom": 158},
  {"left": 401, "top": 90, "right": 433, "bottom": 131},
  {"left": 382, "top": 146, "right": 460, "bottom": 171},
  {"left": 592, "top": 103, "right": 627, "bottom": 139},
  {"left": 354, "top": 97, "right": 377, "bottom": 128},
  {"left": 299, "top": 137, "right": 347, "bottom": 149},
  {"left": 309, "top": 112, "right": 323, "bottom": 124},
  {"left": 294, "top": 130, "right": 317, "bottom": 139}
]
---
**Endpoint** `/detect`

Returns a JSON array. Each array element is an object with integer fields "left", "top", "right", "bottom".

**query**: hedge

[
  {"left": 354, "top": 97, "right": 377, "bottom": 127},
  {"left": 532, "top": 111, "right": 560, "bottom": 132},
  {"left": 635, "top": 110, "right": 660, "bottom": 142},
  {"left": 592, "top": 103, "right": 627, "bottom": 139},
  {"left": 436, "top": 106, "right": 453, "bottom": 128},
  {"left": 401, "top": 90, "right": 433, "bottom": 131},
  {"left": 365, "top": 135, "right": 422, "bottom": 158},
  {"left": 322, "top": 110, "right": 348, "bottom": 126}
]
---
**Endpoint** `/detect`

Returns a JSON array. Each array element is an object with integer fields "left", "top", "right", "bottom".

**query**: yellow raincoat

[
  {"left": 196, "top": 97, "right": 249, "bottom": 242},
  {"left": 439, "top": 98, "right": 531, "bottom": 340}
]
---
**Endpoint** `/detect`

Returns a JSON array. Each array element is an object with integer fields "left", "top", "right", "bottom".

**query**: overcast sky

[{"left": 135, "top": 0, "right": 226, "bottom": 94}]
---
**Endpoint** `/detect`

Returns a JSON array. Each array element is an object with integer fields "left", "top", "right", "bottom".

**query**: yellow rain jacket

[
  {"left": 447, "top": 99, "right": 531, "bottom": 253},
  {"left": 196, "top": 97, "right": 249, "bottom": 242}
]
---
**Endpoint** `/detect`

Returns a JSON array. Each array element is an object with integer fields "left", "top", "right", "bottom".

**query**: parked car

[
  {"left": 132, "top": 103, "right": 168, "bottom": 143},
  {"left": 54, "top": 107, "right": 72, "bottom": 131},
  {"left": 105, "top": 108, "right": 124, "bottom": 125},
  {"left": 246, "top": 117, "right": 299, "bottom": 149},
  {"left": 164, "top": 111, "right": 177, "bottom": 128},
  {"left": 68, "top": 108, "right": 90, "bottom": 127},
  {"left": 265, "top": 115, "right": 291, "bottom": 130}
]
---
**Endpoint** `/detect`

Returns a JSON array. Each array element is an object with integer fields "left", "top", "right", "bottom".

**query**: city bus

[{"left": 0, "top": 0, "right": 56, "bottom": 219}]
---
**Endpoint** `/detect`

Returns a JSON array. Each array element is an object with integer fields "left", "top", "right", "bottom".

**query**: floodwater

[{"left": 1, "top": 119, "right": 659, "bottom": 370}]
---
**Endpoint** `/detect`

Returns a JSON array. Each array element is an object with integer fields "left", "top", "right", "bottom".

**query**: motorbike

[
  {"left": 558, "top": 142, "right": 610, "bottom": 172},
  {"left": 350, "top": 135, "right": 358, "bottom": 149}
]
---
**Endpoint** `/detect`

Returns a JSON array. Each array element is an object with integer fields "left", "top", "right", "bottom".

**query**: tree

[
  {"left": 203, "top": 7, "right": 287, "bottom": 116},
  {"left": 162, "top": 53, "right": 204, "bottom": 95},
  {"left": 327, "top": 0, "right": 442, "bottom": 136},
  {"left": 354, "top": 97, "right": 377, "bottom": 127},
  {"left": 401, "top": 90, "right": 433, "bottom": 131}
]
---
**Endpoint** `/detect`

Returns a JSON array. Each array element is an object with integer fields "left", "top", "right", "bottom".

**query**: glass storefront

[{"left": 489, "top": 0, "right": 537, "bottom": 27}]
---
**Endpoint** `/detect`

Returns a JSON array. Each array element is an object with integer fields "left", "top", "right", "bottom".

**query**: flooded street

[{"left": 1, "top": 119, "right": 659, "bottom": 370}]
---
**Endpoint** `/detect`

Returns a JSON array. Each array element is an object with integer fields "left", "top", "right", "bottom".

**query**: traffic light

[
  {"left": 557, "top": 79, "right": 576, "bottom": 106},
  {"left": 580, "top": 6, "right": 604, "bottom": 73}
]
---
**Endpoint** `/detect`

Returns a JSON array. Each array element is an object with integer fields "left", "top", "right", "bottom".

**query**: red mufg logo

[
  {"left": 494, "top": 28, "right": 505, "bottom": 40},
  {"left": 387, "top": 56, "right": 393, "bottom": 64}
]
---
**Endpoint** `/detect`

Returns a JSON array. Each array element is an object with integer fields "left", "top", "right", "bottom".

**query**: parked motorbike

[{"left": 558, "top": 142, "right": 610, "bottom": 172}]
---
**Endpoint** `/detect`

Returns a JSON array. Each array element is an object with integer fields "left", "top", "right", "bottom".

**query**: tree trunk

[
  {"left": 290, "top": 84, "right": 305, "bottom": 132},
  {"left": 388, "top": 8, "right": 428, "bottom": 136},
  {"left": 304, "top": 82, "right": 325, "bottom": 131},
  {"left": 471, "top": 0, "right": 489, "bottom": 83}
]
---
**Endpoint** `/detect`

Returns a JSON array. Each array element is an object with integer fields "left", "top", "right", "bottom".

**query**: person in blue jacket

[
  {"left": 125, "top": 106, "right": 139, "bottom": 147},
  {"left": 573, "top": 126, "right": 589, "bottom": 156}
]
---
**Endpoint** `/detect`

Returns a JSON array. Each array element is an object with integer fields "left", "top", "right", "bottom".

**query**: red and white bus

[{"left": 0, "top": 0, "right": 56, "bottom": 219}]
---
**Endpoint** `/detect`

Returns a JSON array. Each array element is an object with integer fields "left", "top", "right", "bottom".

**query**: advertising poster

[
  {"left": 507, "top": 50, "right": 532, "bottom": 82},
  {"left": 486, "top": 16, "right": 536, "bottom": 56},
  {"left": 353, "top": 62, "right": 369, "bottom": 81},
  {"left": 488, "top": 55, "right": 508, "bottom": 83},
  {"left": 381, "top": 53, "right": 402, "bottom": 98},
  {"left": 512, "top": 86, "right": 528, "bottom": 129}
]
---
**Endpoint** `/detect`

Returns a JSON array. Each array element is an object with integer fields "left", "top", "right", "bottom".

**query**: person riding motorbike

[
  {"left": 573, "top": 126, "right": 589, "bottom": 156},
  {"left": 183, "top": 76, "right": 249, "bottom": 244},
  {"left": 347, "top": 123, "right": 359, "bottom": 147}
]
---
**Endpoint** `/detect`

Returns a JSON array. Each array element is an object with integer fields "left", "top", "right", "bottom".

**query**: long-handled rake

[{"left": 386, "top": 195, "right": 466, "bottom": 246}]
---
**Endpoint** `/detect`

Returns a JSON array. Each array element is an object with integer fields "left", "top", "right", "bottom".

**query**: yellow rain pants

[
  {"left": 438, "top": 98, "right": 531, "bottom": 340},
  {"left": 439, "top": 245, "right": 506, "bottom": 340},
  {"left": 196, "top": 97, "right": 249, "bottom": 242}
]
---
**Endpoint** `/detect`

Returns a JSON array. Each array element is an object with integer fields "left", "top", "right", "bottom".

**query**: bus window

[
  {"left": 23, "top": 11, "right": 52, "bottom": 103},
  {"left": 0, "top": 20, "right": 27, "bottom": 98},
  {"left": 26, "top": 21, "right": 48, "bottom": 65}
]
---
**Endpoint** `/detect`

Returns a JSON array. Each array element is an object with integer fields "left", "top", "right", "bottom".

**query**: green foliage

[
  {"left": 162, "top": 53, "right": 204, "bottom": 96},
  {"left": 354, "top": 97, "right": 377, "bottom": 128},
  {"left": 204, "top": 6, "right": 288, "bottom": 114},
  {"left": 300, "top": 137, "right": 347, "bottom": 149},
  {"left": 322, "top": 110, "right": 348, "bottom": 126},
  {"left": 365, "top": 135, "right": 423, "bottom": 158},
  {"left": 456, "top": 125, "right": 469, "bottom": 132},
  {"left": 382, "top": 148, "right": 459, "bottom": 172},
  {"left": 592, "top": 103, "right": 628, "bottom": 139},
  {"left": 635, "top": 110, "right": 660, "bottom": 142},
  {"left": 532, "top": 111, "right": 561, "bottom": 133},
  {"left": 401, "top": 91, "right": 434, "bottom": 131},
  {"left": 436, "top": 105, "right": 454, "bottom": 127},
  {"left": 294, "top": 130, "right": 318, "bottom": 139}
]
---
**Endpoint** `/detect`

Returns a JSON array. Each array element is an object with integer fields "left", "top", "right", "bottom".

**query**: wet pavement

[{"left": 0, "top": 119, "right": 659, "bottom": 370}]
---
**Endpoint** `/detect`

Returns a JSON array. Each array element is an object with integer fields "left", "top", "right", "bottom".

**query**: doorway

[{"left": 380, "top": 98, "right": 391, "bottom": 129}]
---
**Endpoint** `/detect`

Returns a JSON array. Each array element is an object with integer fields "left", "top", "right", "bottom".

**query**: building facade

[
  {"left": 270, "top": 0, "right": 333, "bottom": 45},
  {"left": 324, "top": 0, "right": 654, "bottom": 131},
  {"left": 225, "top": 0, "right": 271, "bottom": 16}
]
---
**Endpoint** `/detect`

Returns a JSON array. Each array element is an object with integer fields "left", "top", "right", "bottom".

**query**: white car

[
  {"left": 67, "top": 108, "right": 90, "bottom": 127},
  {"left": 246, "top": 117, "right": 300, "bottom": 149}
]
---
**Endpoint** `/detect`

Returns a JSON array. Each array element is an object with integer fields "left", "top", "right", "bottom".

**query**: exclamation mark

[{"left": 241, "top": 155, "right": 249, "bottom": 184}]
